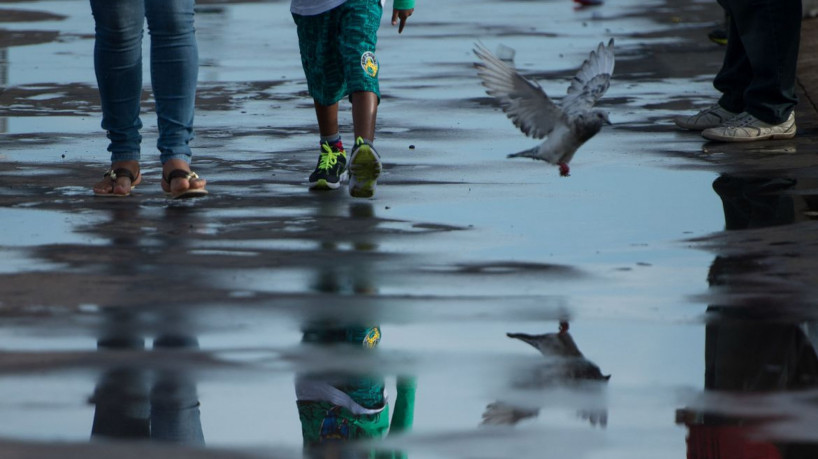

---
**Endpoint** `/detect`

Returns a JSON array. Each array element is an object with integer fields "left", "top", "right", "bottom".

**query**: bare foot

[
  {"left": 93, "top": 161, "right": 141, "bottom": 196},
  {"left": 161, "top": 159, "right": 207, "bottom": 198}
]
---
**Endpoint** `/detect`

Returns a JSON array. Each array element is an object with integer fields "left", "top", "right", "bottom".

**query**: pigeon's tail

[
  {"left": 508, "top": 147, "right": 559, "bottom": 165},
  {"left": 507, "top": 147, "right": 542, "bottom": 160}
]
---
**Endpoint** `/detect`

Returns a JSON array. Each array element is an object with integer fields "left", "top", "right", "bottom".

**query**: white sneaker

[
  {"left": 701, "top": 111, "right": 796, "bottom": 142},
  {"left": 674, "top": 104, "right": 739, "bottom": 131}
]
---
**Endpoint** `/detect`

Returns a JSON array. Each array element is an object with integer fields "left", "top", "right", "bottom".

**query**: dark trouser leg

[
  {"left": 716, "top": 0, "right": 802, "bottom": 124},
  {"left": 713, "top": 5, "right": 751, "bottom": 114}
]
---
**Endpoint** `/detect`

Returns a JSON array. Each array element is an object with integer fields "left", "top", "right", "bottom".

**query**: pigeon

[
  {"left": 473, "top": 39, "right": 615, "bottom": 176},
  {"left": 481, "top": 321, "right": 610, "bottom": 427}
]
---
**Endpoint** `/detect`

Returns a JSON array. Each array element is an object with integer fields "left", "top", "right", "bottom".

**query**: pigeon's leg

[
  {"left": 559, "top": 163, "right": 571, "bottom": 177},
  {"left": 559, "top": 321, "right": 570, "bottom": 334}
]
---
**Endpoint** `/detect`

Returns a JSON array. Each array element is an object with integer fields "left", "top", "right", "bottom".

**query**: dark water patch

[
  {"left": 0, "top": 440, "right": 266, "bottom": 459},
  {"left": 0, "top": 29, "right": 59, "bottom": 48},
  {"left": 0, "top": 8, "right": 65, "bottom": 23},
  {"left": 424, "top": 261, "right": 584, "bottom": 277}
]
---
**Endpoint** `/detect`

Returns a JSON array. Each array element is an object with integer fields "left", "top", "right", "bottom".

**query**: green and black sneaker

[
  {"left": 309, "top": 140, "right": 347, "bottom": 190},
  {"left": 348, "top": 137, "right": 382, "bottom": 198}
]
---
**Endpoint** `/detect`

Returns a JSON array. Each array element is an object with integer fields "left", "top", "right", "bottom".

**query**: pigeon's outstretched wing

[
  {"left": 561, "top": 38, "right": 615, "bottom": 116},
  {"left": 473, "top": 43, "right": 564, "bottom": 140}
]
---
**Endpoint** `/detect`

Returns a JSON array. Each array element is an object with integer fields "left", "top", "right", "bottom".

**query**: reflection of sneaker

[
  {"left": 702, "top": 111, "right": 797, "bottom": 142},
  {"left": 708, "top": 28, "right": 727, "bottom": 45},
  {"left": 348, "top": 137, "right": 382, "bottom": 198},
  {"left": 309, "top": 140, "right": 347, "bottom": 190},
  {"left": 674, "top": 104, "right": 739, "bottom": 131}
]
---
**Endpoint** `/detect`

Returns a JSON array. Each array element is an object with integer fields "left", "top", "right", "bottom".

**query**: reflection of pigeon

[
  {"left": 507, "top": 322, "right": 610, "bottom": 383},
  {"left": 481, "top": 322, "right": 609, "bottom": 427},
  {"left": 473, "top": 39, "right": 615, "bottom": 176}
]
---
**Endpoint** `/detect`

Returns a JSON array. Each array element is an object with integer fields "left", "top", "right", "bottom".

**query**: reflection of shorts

[{"left": 293, "top": 0, "right": 383, "bottom": 106}]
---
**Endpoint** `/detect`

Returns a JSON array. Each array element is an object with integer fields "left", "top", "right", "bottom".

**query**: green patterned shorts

[{"left": 293, "top": 0, "right": 383, "bottom": 106}]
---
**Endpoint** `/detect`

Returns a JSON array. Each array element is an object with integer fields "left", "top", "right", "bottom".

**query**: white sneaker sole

[{"left": 701, "top": 125, "right": 797, "bottom": 142}]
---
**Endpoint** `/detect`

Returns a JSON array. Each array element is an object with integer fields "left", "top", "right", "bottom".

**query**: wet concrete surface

[{"left": 2, "top": 0, "right": 818, "bottom": 457}]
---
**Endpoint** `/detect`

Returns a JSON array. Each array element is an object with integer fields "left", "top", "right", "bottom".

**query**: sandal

[
  {"left": 93, "top": 168, "right": 140, "bottom": 197},
  {"left": 163, "top": 169, "right": 208, "bottom": 200}
]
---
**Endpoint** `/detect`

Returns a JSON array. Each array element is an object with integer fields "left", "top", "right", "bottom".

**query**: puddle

[{"left": 1, "top": 0, "right": 818, "bottom": 457}]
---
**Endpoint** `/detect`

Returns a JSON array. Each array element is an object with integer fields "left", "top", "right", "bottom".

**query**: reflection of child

[
  {"left": 291, "top": 0, "right": 416, "bottom": 197},
  {"left": 296, "top": 325, "right": 416, "bottom": 455}
]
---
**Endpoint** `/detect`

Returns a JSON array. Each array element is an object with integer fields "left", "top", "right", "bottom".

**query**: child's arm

[{"left": 391, "top": 0, "right": 415, "bottom": 34}]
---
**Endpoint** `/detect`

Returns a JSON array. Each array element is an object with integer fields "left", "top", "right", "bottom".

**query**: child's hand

[{"left": 391, "top": 8, "right": 414, "bottom": 33}]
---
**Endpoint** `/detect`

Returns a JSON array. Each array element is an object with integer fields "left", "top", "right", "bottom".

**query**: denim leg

[
  {"left": 145, "top": 0, "right": 198, "bottom": 165},
  {"left": 717, "top": 0, "right": 802, "bottom": 124},
  {"left": 713, "top": 5, "right": 750, "bottom": 114},
  {"left": 90, "top": 0, "right": 145, "bottom": 163}
]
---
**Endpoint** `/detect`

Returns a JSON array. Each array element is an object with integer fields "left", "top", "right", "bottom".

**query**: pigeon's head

[
  {"left": 575, "top": 110, "right": 611, "bottom": 141},
  {"left": 590, "top": 110, "right": 612, "bottom": 126}
]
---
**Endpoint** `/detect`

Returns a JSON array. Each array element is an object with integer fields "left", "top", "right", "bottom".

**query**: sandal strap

[
  {"left": 164, "top": 169, "right": 200, "bottom": 184},
  {"left": 103, "top": 168, "right": 138, "bottom": 182}
]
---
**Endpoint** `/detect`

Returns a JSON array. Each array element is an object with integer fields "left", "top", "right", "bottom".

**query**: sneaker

[
  {"left": 707, "top": 28, "right": 727, "bottom": 46},
  {"left": 348, "top": 137, "right": 382, "bottom": 198},
  {"left": 701, "top": 111, "right": 796, "bottom": 142},
  {"left": 674, "top": 104, "right": 739, "bottom": 131},
  {"left": 309, "top": 140, "right": 347, "bottom": 190}
]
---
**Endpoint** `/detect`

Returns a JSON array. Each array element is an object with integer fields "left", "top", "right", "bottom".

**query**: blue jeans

[{"left": 90, "top": 0, "right": 198, "bottom": 164}]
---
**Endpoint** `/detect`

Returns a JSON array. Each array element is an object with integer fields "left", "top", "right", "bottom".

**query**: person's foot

[
  {"left": 162, "top": 159, "right": 208, "bottom": 199},
  {"left": 348, "top": 137, "right": 382, "bottom": 199},
  {"left": 701, "top": 111, "right": 797, "bottom": 142},
  {"left": 707, "top": 28, "right": 727, "bottom": 45},
  {"left": 93, "top": 160, "right": 141, "bottom": 197},
  {"left": 309, "top": 140, "right": 347, "bottom": 190},
  {"left": 674, "top": 104, "right": 739, "bottom": 131}
]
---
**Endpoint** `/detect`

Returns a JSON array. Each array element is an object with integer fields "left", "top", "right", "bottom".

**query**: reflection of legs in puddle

[
  {"left": 150, "top": 335, "right": 205, "bottom": 445},
  {"left": 712, "top": 174, "right": 797, "bottom": 229},
  {"left": 91, "top": 333, "right": 150, "bottom": 439},
  {"left": 296, "top": 323, "right": 415, "bottom": 455},
  {"left": 91, "top": 308, "right": 204, "bottom": 444},
  {"left": 310, "top": 203, "right": 379, "bottom": 295},
  {"left": 678, "top": 309, "right": 818, "bottom": 457},
  {"left": 89, "top": 0, "right": 206, "bottom": 198}
]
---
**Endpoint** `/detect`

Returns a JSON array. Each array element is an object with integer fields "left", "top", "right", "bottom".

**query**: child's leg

[
  {"left": 293, "top": 10, "right": 349, "bottom": 190},
  {"left": 351, "top": 92, "right": 378, "bottom": 142},
  {"left": 314, "top": 101, "right": 340, "bottom": 138},
  {"left": 339, "top": 0, "right": 383, "bottom": 142}
]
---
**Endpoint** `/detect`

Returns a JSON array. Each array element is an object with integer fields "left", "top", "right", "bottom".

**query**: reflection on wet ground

[{"left": 2, "top": 0, "right": 818, "bottom": 457}]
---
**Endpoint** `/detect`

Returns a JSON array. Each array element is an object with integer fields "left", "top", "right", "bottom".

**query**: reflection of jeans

[
  {"left": 91, "top": 336, "right": 205, "bottom": 445},
  {"left": 90, "top": 0, "right": 198, "bottom": 164}
]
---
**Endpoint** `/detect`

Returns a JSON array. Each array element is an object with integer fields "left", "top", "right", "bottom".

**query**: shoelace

[
  {"left": 318, "top": 143, "right": 342, "bottom": 171},
  {"left": 722, "top": 113, "right": 756, "bottom": 127}
]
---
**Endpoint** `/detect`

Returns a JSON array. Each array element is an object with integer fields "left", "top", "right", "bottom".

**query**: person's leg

[
  {"left": 144, "top": 0, "right": 206, "bottom": 196},
  {"left": 315, "top": 101, "right": 340, "bottom": 137},
  {"left": 89, "top": 0, "right": 144, "bottom": 196},
  {"left": 339, "top": 0, "right": 382, "bottom": 142},
  {"left": 722, "top": 0, "right": 801, "bottom": 124},
  {"left": 294, "top": 10, "right": 349, "bottom": 190},
  {"left": 339, "top": 0, "right": 384, "bottom": 198},
  {"left": 714, "top": 0, "right": 751, "bottom": 114},
  {"left": 351, "top": 92, "right": 377, "bottom": 141}
]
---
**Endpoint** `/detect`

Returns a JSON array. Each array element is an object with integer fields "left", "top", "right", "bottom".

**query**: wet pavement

[{"left": 2, "top": 0, "right": 818, "bottom": 457}]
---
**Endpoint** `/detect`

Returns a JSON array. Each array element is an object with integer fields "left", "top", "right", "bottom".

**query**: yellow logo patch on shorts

[{"left": 361, "top": 51, "right": 379, "bottom": 78}]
